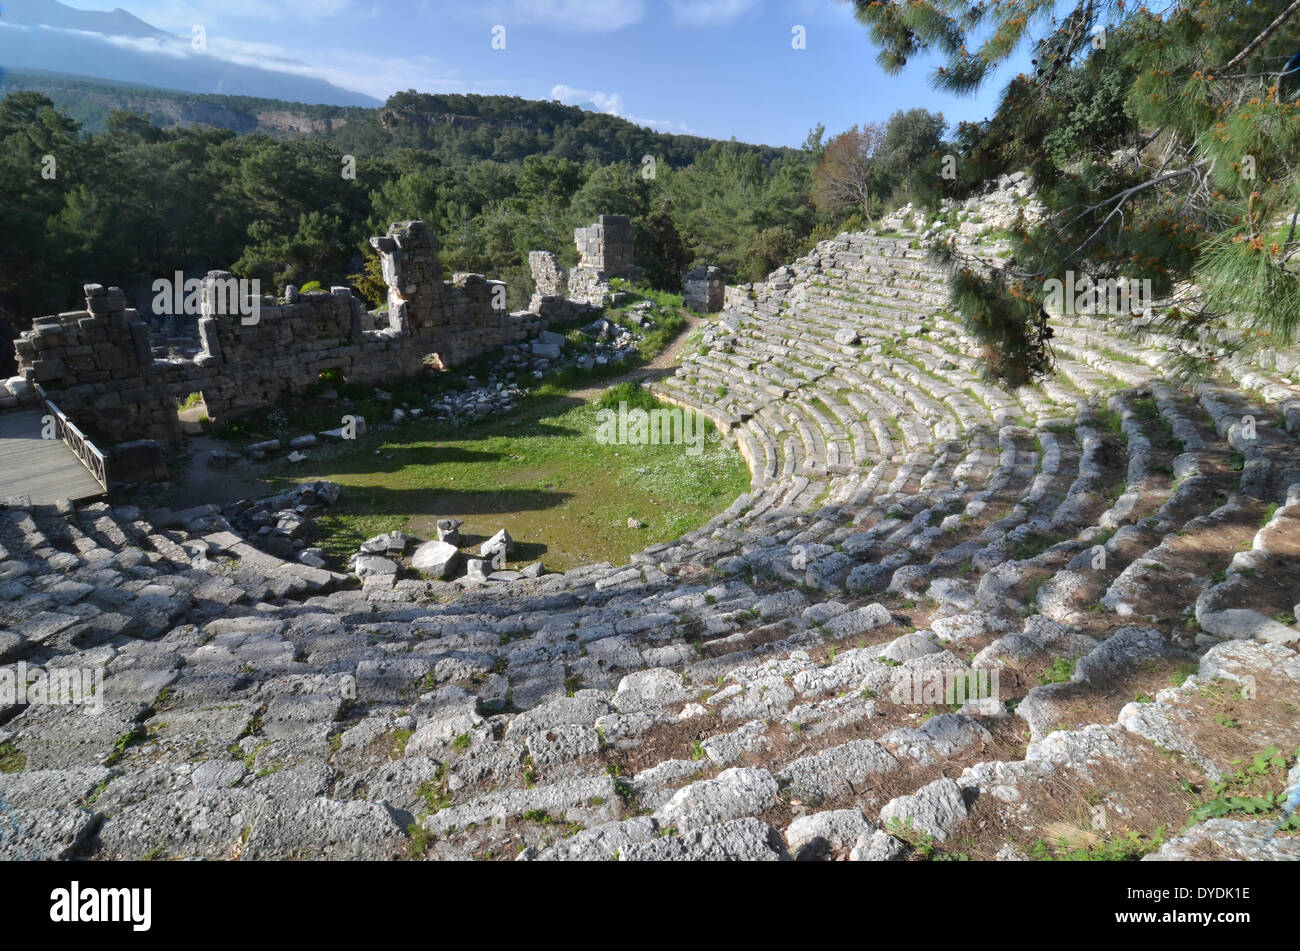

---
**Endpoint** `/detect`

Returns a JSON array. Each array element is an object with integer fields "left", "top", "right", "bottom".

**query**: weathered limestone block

[{"left": 683, "top": 266, "right": 725, "bottom": 313}]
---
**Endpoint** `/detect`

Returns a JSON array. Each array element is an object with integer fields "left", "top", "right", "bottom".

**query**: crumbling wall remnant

[
  {"left": 11, "top": 220, "right": 558, "bottom": 443},
  {"left": 568, "top": 215, "right": 640, "bottom": 305},
  {"left": 528, "top": 251, "right": 567, "bottom": 300}
]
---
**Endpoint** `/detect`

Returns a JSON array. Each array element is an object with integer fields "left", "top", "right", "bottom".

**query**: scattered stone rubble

[
  {"left": 880, "top": 171, "right": 1046, "bottom": 251},
  {"left": 345, "top": 525, "right": 545, "bottom": 589}
]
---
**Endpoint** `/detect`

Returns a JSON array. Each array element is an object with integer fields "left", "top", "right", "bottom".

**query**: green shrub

[{"left": 598, "top": 382, "right": 661, "bottom": 413}]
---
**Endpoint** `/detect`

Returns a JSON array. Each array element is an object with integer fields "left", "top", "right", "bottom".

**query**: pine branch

[
  {"left": 1060, "top": 161, "right": 1207, "bottom": 260},
  {"left": 1219, "top": 0, "right": 1300, "bottom": 73}
]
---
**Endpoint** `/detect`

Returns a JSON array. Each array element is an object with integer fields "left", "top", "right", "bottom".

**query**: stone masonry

[
  {"left": 528, "top": 251, "right": 567, "bottom": 298},
  {"left": 683, "top": 266, "right": 725, "bottom": 313},
  {"left": 568, "top": 215, "right": 640, "bottom": 305},
  {"left": 10, "top": 220, "right": 575, "bottom": 444},
  {"left": 527, "top": 250, "right": 568, "bottom": 314}
]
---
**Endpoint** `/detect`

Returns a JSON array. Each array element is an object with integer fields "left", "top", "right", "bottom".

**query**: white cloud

[
  {"left": 551, "top": 83, "right": 624, "bottom": 114},
  {"left": 104, "top": 0, "right": 352, "bottom": 27},
  {"left": 96, "top": 31, "right": 190, "bottom": 59},
  {"left": 667, "top": 0, "right": 760, "bottom": 26},
  {"left": 9, "top": 21, "right": 504, "bottom": 102},
  {"left": 194, "top": 34, "right": 503, "bottom": 100},
  {"left": 549, "top": 83, "right": 694, "bottom": 134}
]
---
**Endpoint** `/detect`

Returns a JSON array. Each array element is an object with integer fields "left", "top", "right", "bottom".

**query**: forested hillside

[
  {"left": 0, "top": 70, "right": 774, "bottom": 166},
  {"left": 0, "top": 78, "right": 868, "bottom": 343}
]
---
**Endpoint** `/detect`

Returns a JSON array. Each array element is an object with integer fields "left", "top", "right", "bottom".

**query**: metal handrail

[{"left": 32, "top": 383, "right": 110, "bottom": 491}]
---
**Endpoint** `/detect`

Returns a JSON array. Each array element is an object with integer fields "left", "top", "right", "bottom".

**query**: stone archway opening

[{"left": 176, "top": 390, "right": 210, "bottom": 436}]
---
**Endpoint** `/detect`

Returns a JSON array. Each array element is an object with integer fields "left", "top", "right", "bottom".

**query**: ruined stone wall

[
  {"left": 568, "top": 214, "right": 640, "bottom": 305},
  {"left": 527, "top": 251, "right": 566, "bottom": 299},
  {"left": 11, "top": 220, "right": 553, "bottom": 443}
]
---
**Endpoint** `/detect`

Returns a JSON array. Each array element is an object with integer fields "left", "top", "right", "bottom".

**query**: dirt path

[{"left": 168, "top": 434, "right": 276, "bottom": 508}]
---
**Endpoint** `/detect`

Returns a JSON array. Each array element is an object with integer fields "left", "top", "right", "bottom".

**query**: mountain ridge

[
  {"left": 0, "top": 69, "right": 794, "bottom": 165},
  {"left": 0, "top": 0, "right": 382, "bottom": 108},
  {"left": 1, "top": 0, "right": 171, "bottom": 38}
]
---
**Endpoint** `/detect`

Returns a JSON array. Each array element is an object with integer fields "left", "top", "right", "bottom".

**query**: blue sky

[{"left": 65, "top": 0, "right": 1031, "bottom": 146}]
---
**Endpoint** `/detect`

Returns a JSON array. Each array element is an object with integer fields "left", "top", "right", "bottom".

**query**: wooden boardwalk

[{"left": 0, "top": 409, "right": 106, "bottom": 505}]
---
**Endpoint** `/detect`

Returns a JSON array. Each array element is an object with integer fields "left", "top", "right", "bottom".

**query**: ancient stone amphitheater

[{"left": 3, "top": 224, "right": 1299, "bottom": 862}]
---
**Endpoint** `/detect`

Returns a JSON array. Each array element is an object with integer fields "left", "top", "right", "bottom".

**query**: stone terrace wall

[{"left": 12, "top": 220, "right": 560, "bottom": 443}]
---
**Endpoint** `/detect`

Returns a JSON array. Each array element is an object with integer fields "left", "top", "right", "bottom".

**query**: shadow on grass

[
  {"left": 298, "top": 444, "right": 509, "bottom": 478},
  {"left": 321, "top": 485, "right": 577, "bottom": 520}
]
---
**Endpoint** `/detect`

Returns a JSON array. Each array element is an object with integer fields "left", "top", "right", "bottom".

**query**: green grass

[
  {"left": 521, "top": 808, "right": 585, "bottom": 836},
  {"left": 0, "top": 742, "right": 25, "bottom": 773},
  {"left": 1037, "top": 656, "right": 1076, "bottom": 685},
  {"left": 1007, "top": 530, "right": 1070, "bottom": 561},
  {"left": 1028, "top": 829, "right": 1166, "bottom": 861},
  {"left": 417, "top": 765, "right": 453, "bottom": 814},
  {"left": 1095, "top": 407, "right": 1124, "bottom": 436},
  {"left": 389, "top": 728, "right": 413, "bottom": 758},
  {"left": 263, "top": 382, "right": 748, "bottom": 571},
  {"left": 1129, "top": 395, "right": 1158, "bottom": 419},
  {"left": 407, "top": 823, "right": 433, "bottom": 859},
  {"left": 104, "top": 725, "right": 150, "bottom": 766}
]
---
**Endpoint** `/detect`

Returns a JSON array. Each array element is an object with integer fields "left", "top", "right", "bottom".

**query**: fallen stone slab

[
  {"left": 411, "top": 540, "right": 460, "bottom": 579},
  {"left": 352, "top": 553, "right": 399, "bottom": 579},
  {"left": 480, "top": 529, "right": 515, "bottom": 560}
]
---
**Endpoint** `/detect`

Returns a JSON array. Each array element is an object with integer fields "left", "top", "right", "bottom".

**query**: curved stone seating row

[
  {"left": 0, "top": 496, "right": 350, "bottom": 669},
  {"left": 1053, "top": 312, "right": 1300, "bottom": 428}
]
